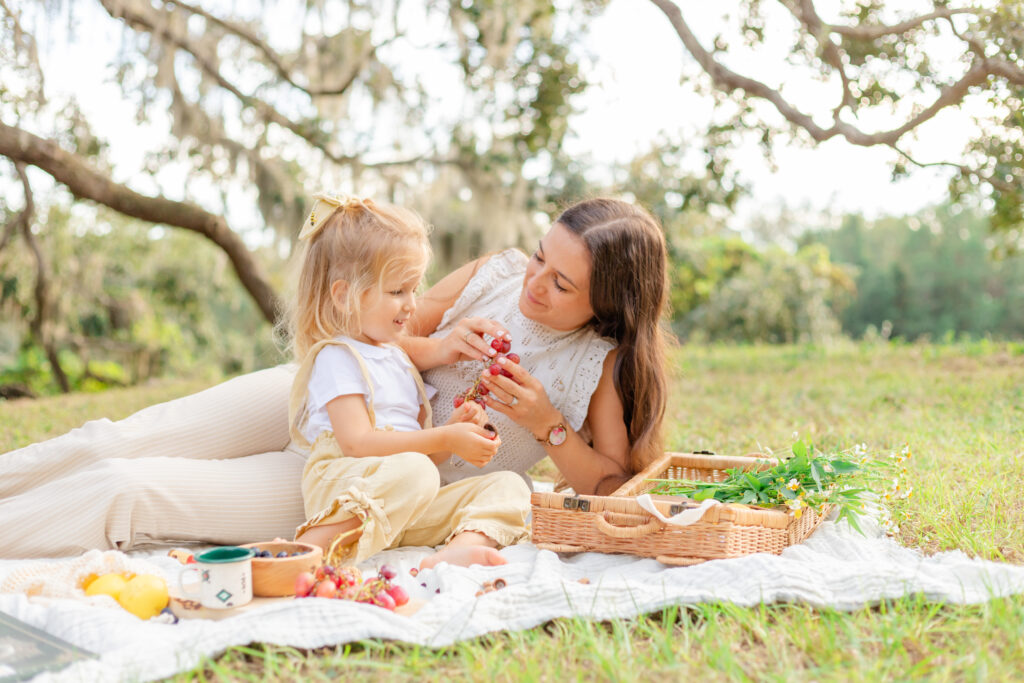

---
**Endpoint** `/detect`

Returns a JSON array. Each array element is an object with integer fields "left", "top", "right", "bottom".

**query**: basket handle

[
  {"left": 593, "top": 512, "right": 663, "bottom": 539},
  {"left": 655, "top": 555, "right": 707, "bottom": 567}
]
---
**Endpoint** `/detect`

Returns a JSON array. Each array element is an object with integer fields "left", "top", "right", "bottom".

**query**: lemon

[
  {"left": 117, "top": 574, "right": 169, "bottom": 620},
  {"left": 84, "top": 573, "right": 128, "bottom": 600}
]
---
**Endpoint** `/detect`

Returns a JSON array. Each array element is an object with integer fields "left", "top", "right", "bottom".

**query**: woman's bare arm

[{"left": 402, "top": 255, "right": 509, "bottom": 370}]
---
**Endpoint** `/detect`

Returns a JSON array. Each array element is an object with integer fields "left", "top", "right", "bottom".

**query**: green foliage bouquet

[{"left": 648, "top": 439, "right": 913, "bottom": 534}]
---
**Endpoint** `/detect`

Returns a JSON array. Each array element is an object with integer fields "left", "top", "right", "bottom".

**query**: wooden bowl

[{"left": 241, "top": 541, "right": 322, "bottom": 597}]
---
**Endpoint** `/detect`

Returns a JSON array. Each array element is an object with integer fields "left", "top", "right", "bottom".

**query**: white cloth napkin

[{"left": 633, "top": 494, "right": 720, "bottom": 526}]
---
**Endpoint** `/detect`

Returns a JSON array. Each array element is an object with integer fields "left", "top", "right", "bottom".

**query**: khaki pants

[
  {"left": 300, "top": 433, "right": 531, "bottom": 564},
  {"left": 0, "top": 366, "right": 305, "bottom": 558}
]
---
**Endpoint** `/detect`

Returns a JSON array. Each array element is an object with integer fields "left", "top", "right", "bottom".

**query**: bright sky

[
  {"left": 18, "top": 0, "right": 983, "bottom": 236},
  {"left": 571, "top": 0, "right": 976, "bottom": 232}
]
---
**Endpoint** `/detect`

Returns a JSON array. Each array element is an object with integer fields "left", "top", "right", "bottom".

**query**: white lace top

[{"left": 423, "top": 249, "right": 616, "bottom": 487}]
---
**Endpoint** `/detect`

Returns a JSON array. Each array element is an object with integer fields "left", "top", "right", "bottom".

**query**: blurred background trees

[{"left": 2, "top": 0, "right": 1023, "bottom": 397}]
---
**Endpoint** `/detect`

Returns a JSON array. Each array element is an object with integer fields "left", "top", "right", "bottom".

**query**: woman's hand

[
  {"left": 477, "top": 356, "right": 561, "bottom": 440},
  {"left": 440, "top": 318, "right": 512, "bottom": 365},
  {"left": 444, "top": 422, "right": 501, "bottom": 467}
]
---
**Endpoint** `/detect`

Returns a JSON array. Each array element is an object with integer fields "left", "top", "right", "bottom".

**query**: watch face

[{"left": 548, "top": 424, "right": 567, "bottom": 446}]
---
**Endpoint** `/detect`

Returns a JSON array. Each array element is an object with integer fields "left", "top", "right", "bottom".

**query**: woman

[{"left": 0, "top": 197, "right": 670, "bottom": 558}]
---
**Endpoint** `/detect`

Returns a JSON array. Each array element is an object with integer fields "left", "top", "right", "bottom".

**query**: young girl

[{"left": 286, "top": 193, "right": 531, "bottom": 567}]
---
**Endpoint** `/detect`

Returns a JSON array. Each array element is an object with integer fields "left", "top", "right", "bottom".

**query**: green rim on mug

[{"left": 196, "top": 546, "right": 255, "bottom": 564}]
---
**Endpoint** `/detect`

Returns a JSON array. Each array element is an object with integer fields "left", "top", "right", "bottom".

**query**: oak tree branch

[{"left": 0, "top": 120, "right": 283, "bottom": 324}]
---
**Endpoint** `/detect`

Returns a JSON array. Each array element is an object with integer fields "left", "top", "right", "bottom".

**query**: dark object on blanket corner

[{"left": 0, "top": 610, "right": 96, "bottom": 681}]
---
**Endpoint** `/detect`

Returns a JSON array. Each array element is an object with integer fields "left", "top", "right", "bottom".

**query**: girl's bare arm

[{"left": 326, "top": 394, "right": 498, "bottom": 466}]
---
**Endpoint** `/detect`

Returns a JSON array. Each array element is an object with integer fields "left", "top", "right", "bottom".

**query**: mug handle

[{"left": 178, "top": 566, "right": 201, "bottom": 598}]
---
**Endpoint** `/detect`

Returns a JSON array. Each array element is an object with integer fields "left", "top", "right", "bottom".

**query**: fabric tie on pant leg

[{"left": 298, "top": 443, "right": 441, "bottom": 564}]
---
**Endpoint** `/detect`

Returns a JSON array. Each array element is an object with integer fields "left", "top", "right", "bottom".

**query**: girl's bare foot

[{"left": 419, "top": 544, "right": 507, "bottom": 570}]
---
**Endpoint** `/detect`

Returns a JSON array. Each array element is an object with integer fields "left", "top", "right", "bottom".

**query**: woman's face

[{"left": 519, "top": 223, "right": 595, "bottom": 331}]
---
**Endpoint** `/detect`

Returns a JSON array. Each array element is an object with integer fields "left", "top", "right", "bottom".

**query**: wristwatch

[{"left": 535, "top": 422, "right": 567, "bottom": 447}]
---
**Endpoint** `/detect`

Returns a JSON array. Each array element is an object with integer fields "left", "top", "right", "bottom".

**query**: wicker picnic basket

[{"left": 531, "top": 451, "right": 830, "bottom": 566}]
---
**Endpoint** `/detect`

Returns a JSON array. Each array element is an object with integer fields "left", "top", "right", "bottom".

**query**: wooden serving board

[{"left": 168, "top": 593, "right": 424, "bottom": 620}]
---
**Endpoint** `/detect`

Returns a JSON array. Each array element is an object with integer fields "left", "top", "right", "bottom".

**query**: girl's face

[
  {"left": 353, "top": 268, "right": 423, "bottom": 346},
  {"left": 519, "top": 223, "right": 595, "bottom": 331}
]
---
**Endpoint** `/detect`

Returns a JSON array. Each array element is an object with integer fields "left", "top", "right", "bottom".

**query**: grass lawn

[{"left": 3, "top": 342, "right": 1023, "bottom": 680}]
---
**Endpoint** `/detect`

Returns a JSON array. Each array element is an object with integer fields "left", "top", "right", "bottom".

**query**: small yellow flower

[
  {"left": 786, "top": 478, "right": 800, "bottom": 491},
  {"left": 787, "top": 499, "right": 805, "bottom": 518}
]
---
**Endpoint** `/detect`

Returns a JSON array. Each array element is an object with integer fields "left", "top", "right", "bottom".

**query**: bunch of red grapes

[
  {"left": 452, "top": 336, "right": 520, "bottom": 409},
  {"left": 293, "top": 564, "right": 409, "bottom": 611}
]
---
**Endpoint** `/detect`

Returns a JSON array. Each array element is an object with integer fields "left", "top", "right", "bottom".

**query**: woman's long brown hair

[{"left": 556, "top": 198, "right": 671, "bottom": 475}]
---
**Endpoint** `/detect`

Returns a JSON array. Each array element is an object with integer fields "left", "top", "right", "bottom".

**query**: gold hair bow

[{"left": 299, "top": 192, "right": 365, "bottom": 241}]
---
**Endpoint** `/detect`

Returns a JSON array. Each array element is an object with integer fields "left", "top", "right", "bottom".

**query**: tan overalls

[{"left": 289, "top": 339, "right": 531, "bottom": 564}]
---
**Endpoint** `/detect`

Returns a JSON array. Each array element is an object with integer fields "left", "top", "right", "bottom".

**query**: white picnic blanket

[{"left": 2, "top": 514, "right": 1024, "bottom": 683}]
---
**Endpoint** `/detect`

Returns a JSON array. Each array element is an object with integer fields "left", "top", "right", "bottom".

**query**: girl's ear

[{"left": 330, "top": 279, "right": 349, "bottom": 310}]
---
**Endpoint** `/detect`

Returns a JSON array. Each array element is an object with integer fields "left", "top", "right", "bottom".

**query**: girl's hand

[
  {"left": 443, "top": 318, "right": 511, "bottom": 365},
  {"left": 445, "top": 422, "right": 501, "bottom": 467},
  {"left": 447, "top": 400, "right": 488, "bottom": 427},
  {"left": 477, "top": 356, "right": 561, "bottom": 441}
]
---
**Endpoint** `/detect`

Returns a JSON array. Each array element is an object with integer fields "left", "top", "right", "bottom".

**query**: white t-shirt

[{"left": 302, "top": 336, "right": 429, "bottom": 444}]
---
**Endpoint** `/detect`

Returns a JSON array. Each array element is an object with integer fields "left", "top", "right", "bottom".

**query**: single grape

[
  {"left": 505, "top": 353, "right": 520, "bottom": 364},
  {"left": 488, "top": 364, "right": 502, "bottom": 376},
  {"left": 490, "top": 338, "right": 504, "bottom": 351},
  {"left": 453, "top": 394, "right": 465, "bottom": 408},
  {"left": 477, "top": 384, "right": 489, "bottom": 395},
  {"left": 379, "top": 565, "right": 397, "bottom": 580},
  {"left": 377, "top": 591, "right": 397, "bottom": 611},
  {"left": 386, "top": 584, "right": 410, "bottom": 607},
  {"left": 500, "top": 339, "right": 511, "bottom": 353}
]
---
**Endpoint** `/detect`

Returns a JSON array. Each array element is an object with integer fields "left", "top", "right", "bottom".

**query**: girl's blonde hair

[{"left": 287, "top": 198, "right": 431, "bottom": 361}]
